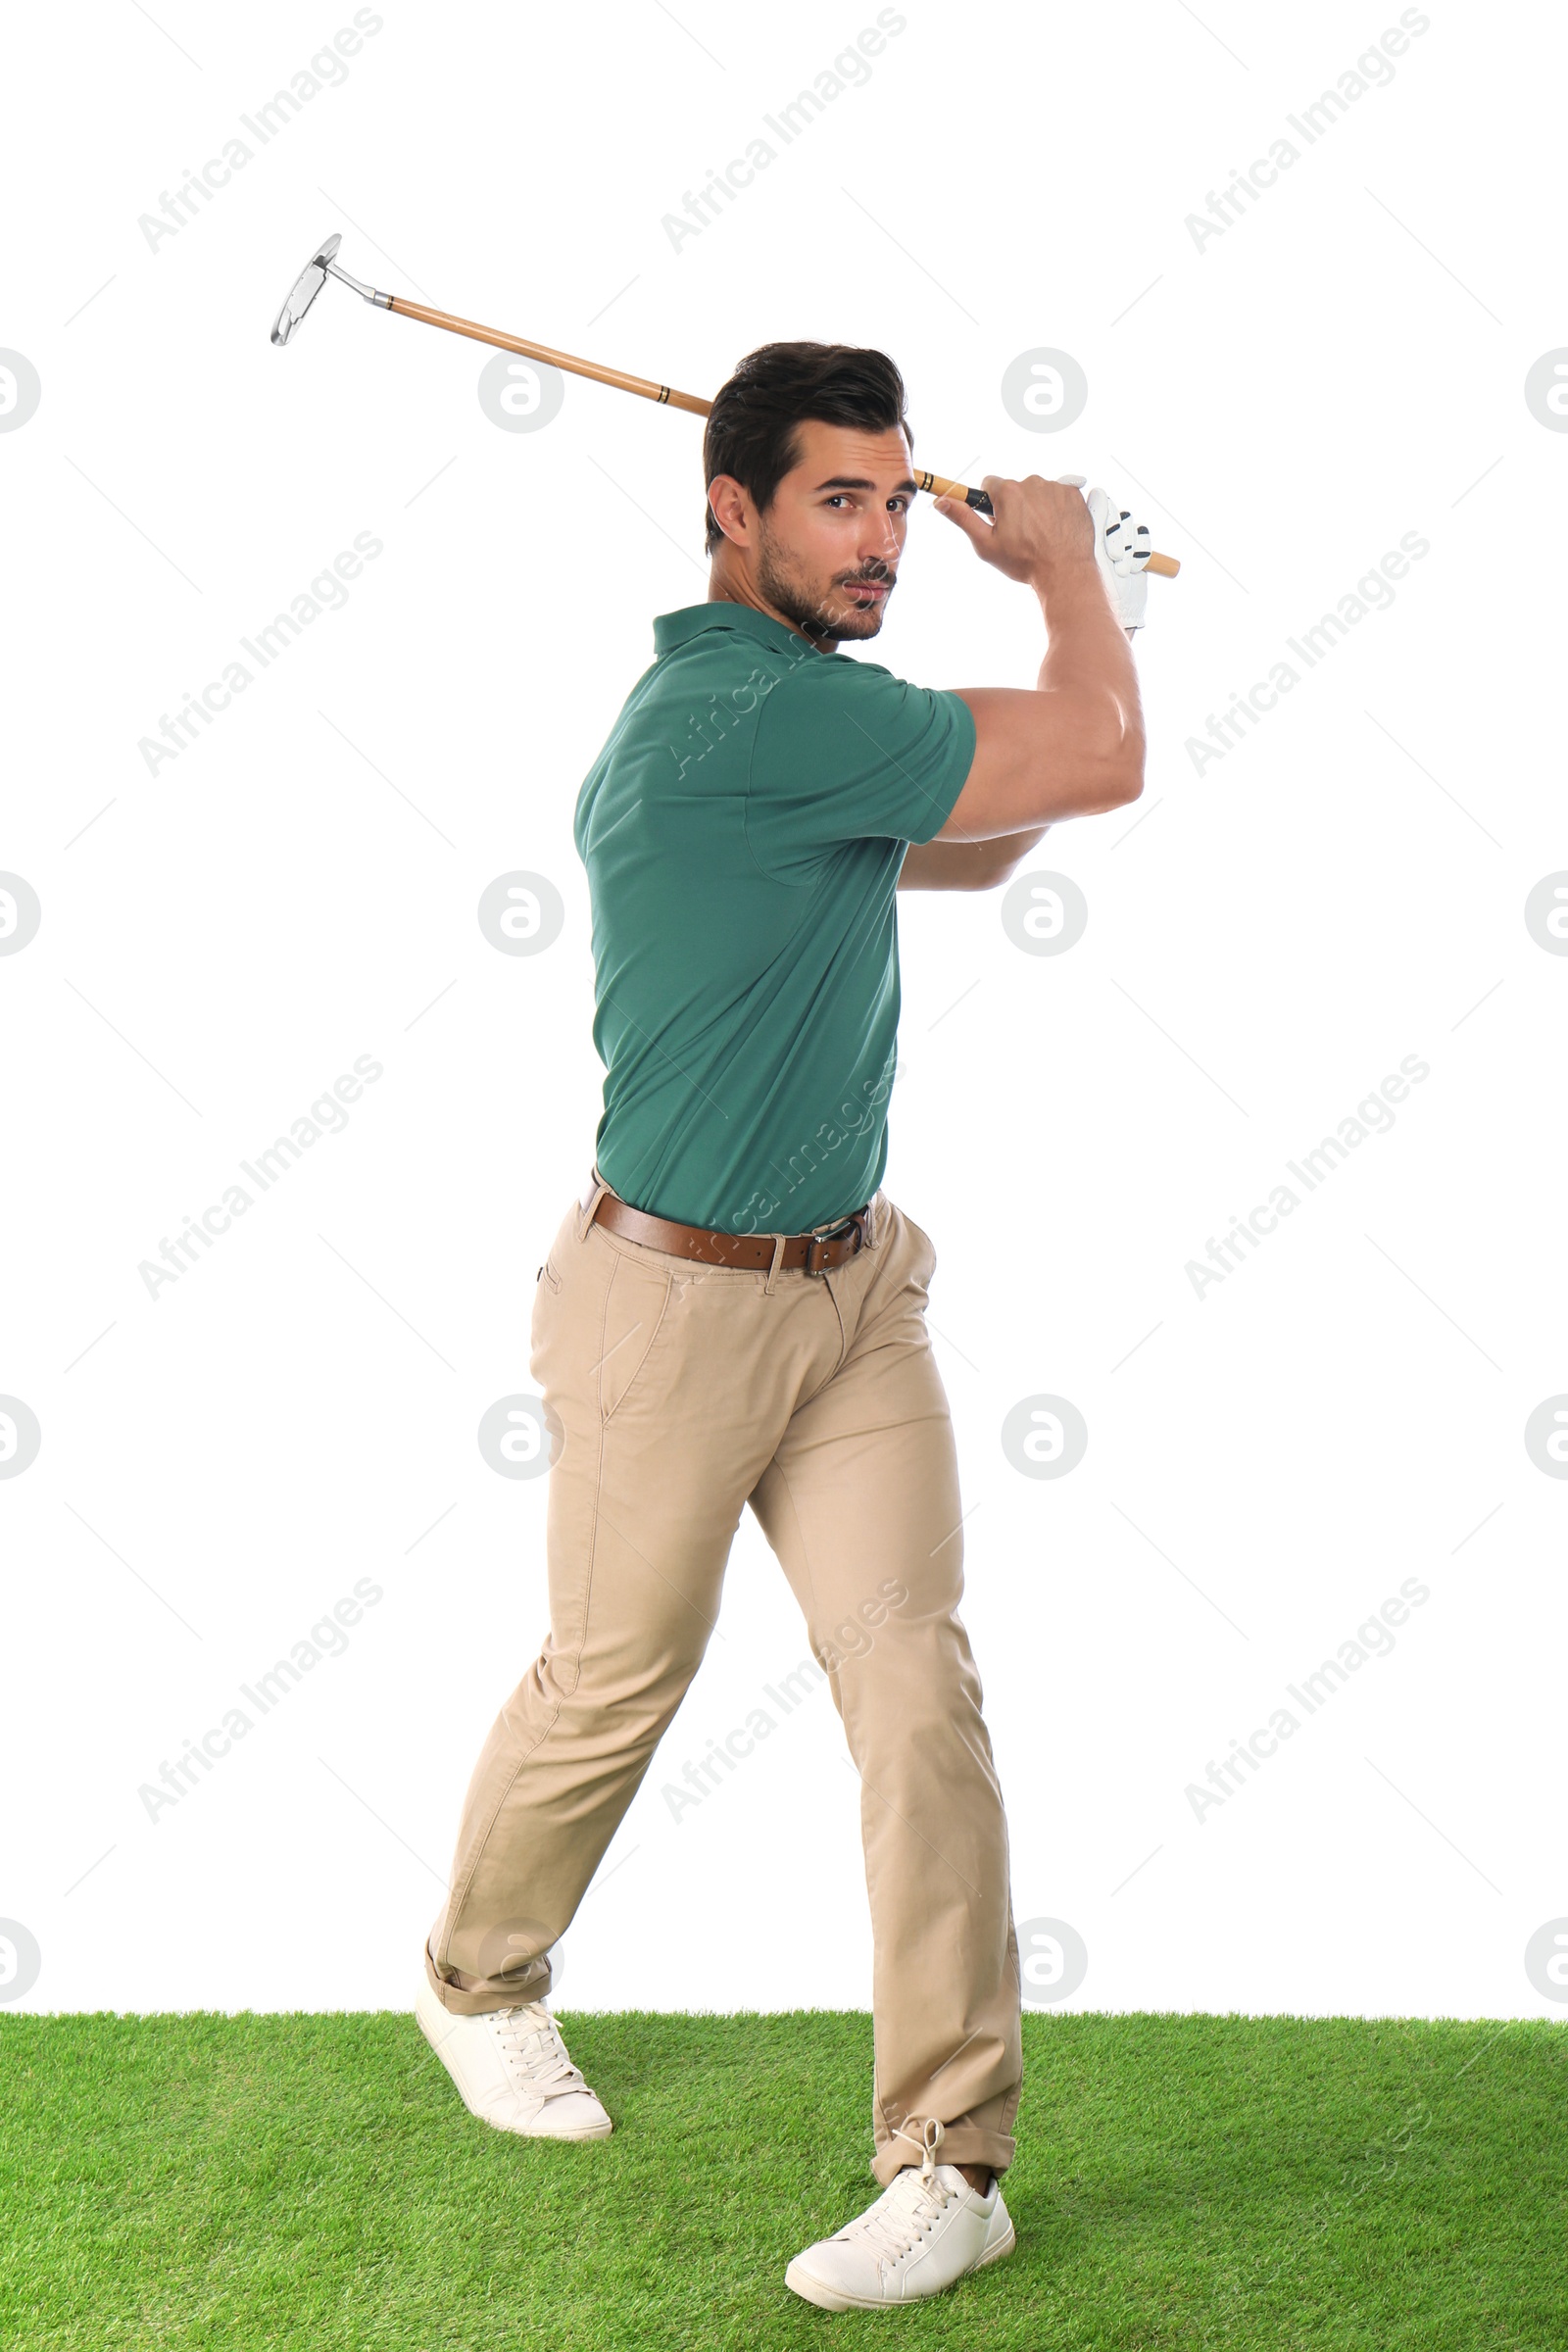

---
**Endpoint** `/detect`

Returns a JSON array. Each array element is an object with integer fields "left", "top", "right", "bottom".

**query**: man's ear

[{"left": 706, "top": 473, "right": 751, "bottom": 548}]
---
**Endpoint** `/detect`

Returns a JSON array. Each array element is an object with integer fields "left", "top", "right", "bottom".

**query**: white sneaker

[
  {"left": 785, "top": 2146, "right": 1015, "bottom": 2312},
  {"left": 415, "top": 1972, "right": 612, "bottom": 2141}
]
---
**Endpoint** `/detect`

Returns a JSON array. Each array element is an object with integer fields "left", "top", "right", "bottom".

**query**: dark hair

[{"left": 702, "top": 341, "right": 912, "bottom": 555}]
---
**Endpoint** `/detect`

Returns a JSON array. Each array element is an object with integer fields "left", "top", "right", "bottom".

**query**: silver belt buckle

[{"left": 804, "top": 1206, "right": 866, "bottom": 1278}]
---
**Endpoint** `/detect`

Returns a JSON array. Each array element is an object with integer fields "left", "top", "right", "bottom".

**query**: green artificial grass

[{"left": 2, "top": 2010, "right": 1564, "bottom": 2349}]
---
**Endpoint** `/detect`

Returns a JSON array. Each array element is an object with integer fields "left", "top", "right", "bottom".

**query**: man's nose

[{"left": 860, "top": 511, "right": 903, "bottom": 564}]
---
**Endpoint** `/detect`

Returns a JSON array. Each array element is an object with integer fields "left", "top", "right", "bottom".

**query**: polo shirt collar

[{"left": 653, "top": 601, "right": 837, "bottom": 662}]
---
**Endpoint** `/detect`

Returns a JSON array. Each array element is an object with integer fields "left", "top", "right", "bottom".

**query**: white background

[{"left": 4, "top": 0, "right": 1565, "bottom": 2020}]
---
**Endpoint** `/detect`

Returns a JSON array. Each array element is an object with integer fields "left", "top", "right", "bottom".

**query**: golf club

[{"left": 271, "top": 232, "right": 1181, "bottom": 578}]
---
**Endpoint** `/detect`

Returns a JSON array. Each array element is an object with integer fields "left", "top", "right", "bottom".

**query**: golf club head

[{"left": 270, "top": 233, "right": 342, "bottom": 347}]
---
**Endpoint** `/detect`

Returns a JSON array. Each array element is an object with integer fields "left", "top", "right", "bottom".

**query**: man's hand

[
  {"left": 1086, "top": 486, "right": 1152, "bottom": 633},
  {"left": 933, "top": 472, "right": 1097, "bottom": 588}
]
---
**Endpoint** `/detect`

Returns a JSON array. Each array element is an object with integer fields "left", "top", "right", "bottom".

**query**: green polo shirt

[{"left": 573, "top": 600, "right": 976, "bottom": 1236}]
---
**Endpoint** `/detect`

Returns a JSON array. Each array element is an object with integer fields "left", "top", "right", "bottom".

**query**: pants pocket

[{"left": 597, "top": 1252, "right": 674, "bottom": 1422}]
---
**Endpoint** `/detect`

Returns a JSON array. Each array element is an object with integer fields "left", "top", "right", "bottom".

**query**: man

[{"left": 416, "top": 340, "right": 1149, "bottom": 2311}]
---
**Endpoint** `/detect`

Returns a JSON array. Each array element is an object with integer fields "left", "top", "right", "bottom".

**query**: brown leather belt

[{"left": 583, "top": 1173, "right": 872, "bottom": 1277}]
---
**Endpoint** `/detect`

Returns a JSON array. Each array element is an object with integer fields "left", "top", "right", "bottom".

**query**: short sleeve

[{"left": 744, "top": 653, "right": 975, "bottom": 869}]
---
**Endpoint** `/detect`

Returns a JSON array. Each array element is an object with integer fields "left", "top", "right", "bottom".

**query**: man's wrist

[{"left": 1028, "top": 551, "right": 1101, "bottom": 608}]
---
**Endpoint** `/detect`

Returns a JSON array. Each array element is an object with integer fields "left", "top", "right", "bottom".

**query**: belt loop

[
  {"left": 762, "top": 1231, "right": 787, "bottom": 1296},
  {"left": 576, "top": 1174, "right": 610, "bottom": 1243}
]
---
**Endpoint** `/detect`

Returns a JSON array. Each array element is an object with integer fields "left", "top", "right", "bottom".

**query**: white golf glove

[
  {"left": 1054, "top": 474, "right": 1151, "bottom": 630},
  {"left": 1086, "top": 484, "right": 1152, "bottom": 631}
]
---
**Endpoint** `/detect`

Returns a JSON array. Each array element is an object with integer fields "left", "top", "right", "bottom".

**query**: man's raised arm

[{"left": 935, "top": 473, "right": 1147, "bottom": 843}]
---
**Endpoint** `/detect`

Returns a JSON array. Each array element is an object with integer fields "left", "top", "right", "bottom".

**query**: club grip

[{"left": 919, "top": 473, "right": 1180, "bottom": 578}]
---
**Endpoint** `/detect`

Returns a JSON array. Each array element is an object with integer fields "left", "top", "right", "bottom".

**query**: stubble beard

[{"left": 756, "top": 515, "right": 892, "bottom": 647}]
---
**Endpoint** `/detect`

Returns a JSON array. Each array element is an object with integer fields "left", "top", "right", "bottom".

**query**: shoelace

[
  {"left": 844, "top": 2170, "right": 955, "bottom": 2266},
  {"left": 842, "top": 2118, "right": 955, "bottom": 2265},
  {"left": 488, "top": 2001, "right": 591, "bottom": 2099}
]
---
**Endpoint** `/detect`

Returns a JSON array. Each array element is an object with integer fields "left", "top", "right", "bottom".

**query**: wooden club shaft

[{"left": 387, "top": 297, "right": 710, "bottom": 414}]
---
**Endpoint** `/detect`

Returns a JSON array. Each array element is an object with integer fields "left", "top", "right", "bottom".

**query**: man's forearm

[
  {"left": 897, "top": 821, "right": 1052, "bottom": 892},
  {"left": 1033, "top": 556, "right": 1146, "bottom": 779},
  {"left": 986, "top": 821, "right": 1052, "bottom": 870}
]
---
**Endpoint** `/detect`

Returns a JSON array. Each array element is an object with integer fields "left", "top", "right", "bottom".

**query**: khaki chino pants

[{"left": 424, "top": 1171, "right": 1023, "bottom": 2183}]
